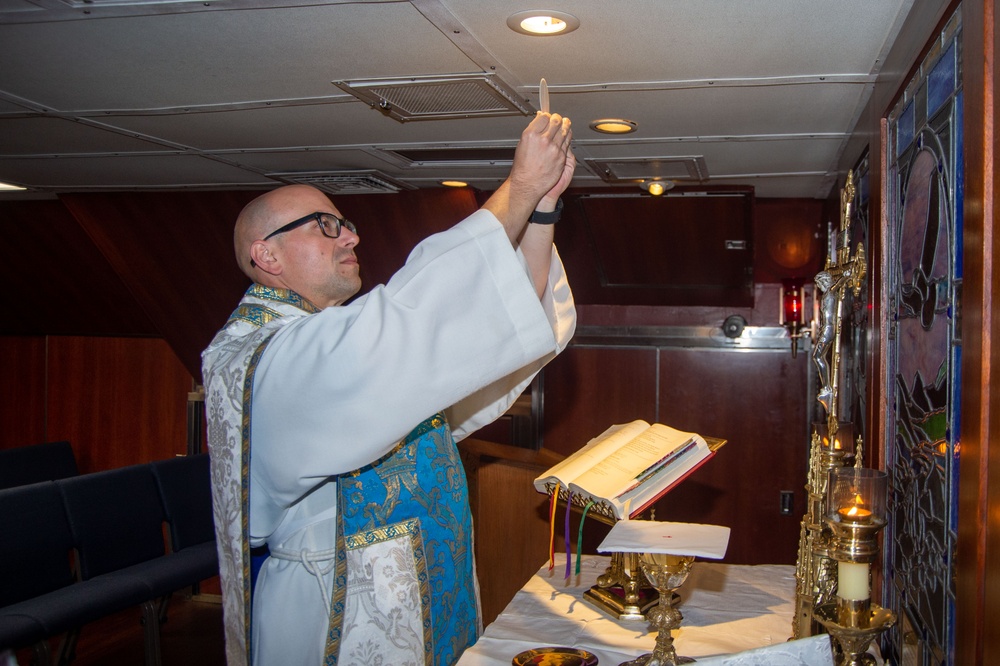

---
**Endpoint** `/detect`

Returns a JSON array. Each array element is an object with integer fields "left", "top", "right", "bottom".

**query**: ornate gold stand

[
  {"left": 584, "top": 551, "right": 660, "bottom": 620},
  {"left": 815, "top": 600, "right": 895, "bottom": 665},
  {"left": 818, "top": 467, "right": 896, "bottom": 666}
]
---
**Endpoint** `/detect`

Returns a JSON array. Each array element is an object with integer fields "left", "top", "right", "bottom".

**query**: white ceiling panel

[
  {"left": 445, "top": 0, "right": 909, "bottom": 82},
  {"left": 0, "top": 117, "right": 173, "bottom": 154},
  {"left": 0, "top": 3, "right": 472, "bottom": 109},
  {"left": 0, "top": 0, "right": 919, "bottom": 198},
  {"left": 0, "top": 154, "right": 274, "bottom": 189}
]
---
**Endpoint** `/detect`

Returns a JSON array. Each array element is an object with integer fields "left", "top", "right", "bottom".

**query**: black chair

[
  {"left": 1, "top": 462, "right": 219, "bottom": 666},
  {"left": 0, "top": 441, "right": 78, "bottom": 490},
  {"left": 150, "top": 454, "right": 215, "bottom": 551},
  {"left": 0, "top": 481, "right": 73, "bottom": 661},
  {"left": 0, "top": 480, "right": 149, "bottom": 665},
  {"left": 57, "top": 462, "right": 218, "bottom": 666},
  {"left": 150, "top": 454, "right": 219, "bottom": 589}
]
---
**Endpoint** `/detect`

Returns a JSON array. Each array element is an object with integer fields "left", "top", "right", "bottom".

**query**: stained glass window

[{"left": 883, "top": 10, "right": 962, "bottom": 666}]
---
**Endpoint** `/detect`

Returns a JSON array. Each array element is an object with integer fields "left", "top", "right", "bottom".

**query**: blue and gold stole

[{"left": 324, "top": 413, "right": 478, "bottom": 666}]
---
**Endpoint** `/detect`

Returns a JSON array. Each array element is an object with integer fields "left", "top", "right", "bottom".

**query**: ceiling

[{"left": 0, "top": 0, "right": 916, "bottom": 200}]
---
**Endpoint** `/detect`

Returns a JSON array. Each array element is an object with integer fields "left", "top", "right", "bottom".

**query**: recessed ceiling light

[
  {"left": 590, "top": 119, "right": 638, "bottom": 134},
  {"left": 0, "top": 181, "right": 27, "bottom": 191},
  {"left": 507, "top": 11, "right": 580, "bottom": 36},
  {"left": 639, "top": 180, "right": 674, "bottom": 196},
  {"left": 440, "top": 180, "right": 469, "bottom": 188}
]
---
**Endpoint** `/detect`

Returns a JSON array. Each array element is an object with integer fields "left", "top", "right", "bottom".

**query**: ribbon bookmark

[{"left": 547, "top": 482, "right": 560, "bottom": 571}]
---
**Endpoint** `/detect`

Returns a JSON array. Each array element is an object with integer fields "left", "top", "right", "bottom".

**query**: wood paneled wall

[
  {"left": 955, "top": 0, "right": 999, "bottom": 661},
  {"left": 0, "top": 336, "right": 46, "bottom": 446},
  {"left": 0, "top": 335, "right": 193, "bottom": 473},
  {"left": 459, "top": 438, "right": 568, "bottom": 626}
]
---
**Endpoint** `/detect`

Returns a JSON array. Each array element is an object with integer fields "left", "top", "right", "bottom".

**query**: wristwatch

[{"left": 529, "top": 197, "right": 563, "bottom": 225}]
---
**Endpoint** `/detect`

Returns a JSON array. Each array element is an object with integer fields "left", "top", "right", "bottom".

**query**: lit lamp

[
  {"left": 815, "top": 468, "right": 895, "bottom": 666},
  {"left": 781, "top": 278, "right": 806, "bottom": 357},
  {"left": 815, "top": 421, "right": 854, "bottom": 464},
  {"left": 639, "top": 179, "right": 673, "bottom": 196}
]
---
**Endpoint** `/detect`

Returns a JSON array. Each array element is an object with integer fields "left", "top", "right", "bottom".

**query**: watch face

[{"left": 512, "top": 647, "right": 599, "bottom": 666}]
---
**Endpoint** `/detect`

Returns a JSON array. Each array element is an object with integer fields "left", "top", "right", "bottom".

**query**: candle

[
  {"left": 837, "top": 561, "right": 870, "bottom": 600},
  {"left": 821, "top": 435, "right": 842, "bottom": 450},
  {"left": 837, "top": 504, "right": 873, "bottom": 523},
  {"left": 837, "top": 494, "right": 873, "bottom": 523}
]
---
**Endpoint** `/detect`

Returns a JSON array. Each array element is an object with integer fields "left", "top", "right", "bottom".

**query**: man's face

[{"left": 265, "top": 188, "right": 362, "bottom": 308}]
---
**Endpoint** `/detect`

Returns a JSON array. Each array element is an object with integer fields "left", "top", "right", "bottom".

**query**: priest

[{"left": 202, "top": 111, "right": 577, "bottom": 666}]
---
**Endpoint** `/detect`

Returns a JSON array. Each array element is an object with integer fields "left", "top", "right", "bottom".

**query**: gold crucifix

[{"left": 812, "top": 170, "right": 867, "bottom": 443}]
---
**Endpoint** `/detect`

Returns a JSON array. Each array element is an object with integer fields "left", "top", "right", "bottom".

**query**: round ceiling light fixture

[
  {"left": 639, "top": 179, "right": 674, "bottom": 196},
  {"left": 590, "top": 118, "right": 638, "bottom": 134},
  {"left": 506, "top": 10, "right": 580, "bottom": 36}
]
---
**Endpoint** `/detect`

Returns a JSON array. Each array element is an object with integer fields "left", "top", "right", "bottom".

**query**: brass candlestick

[
  {"left": 795, "top": 171, "right": 867, "bottom": 641},
  {"left": 619, "top": 553, "right": 696, "bottom": 666},
  {"left": 815, "top": 468, "right": 895, "bottom": 665},
  {"left": 792, "top": 421, "right": 853, "bottom": 638}
]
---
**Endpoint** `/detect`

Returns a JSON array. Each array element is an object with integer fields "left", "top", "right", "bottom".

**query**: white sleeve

[
  {"left": 250, "top": 209, "right": 573, "bottom": 507},
  {"left": 445, "top": 244, "right": 575, "bottom": 441}
]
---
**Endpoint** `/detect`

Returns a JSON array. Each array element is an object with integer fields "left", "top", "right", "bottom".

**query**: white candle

[{"left": 837, "top": 561, "right": 870, "bottom": 601}]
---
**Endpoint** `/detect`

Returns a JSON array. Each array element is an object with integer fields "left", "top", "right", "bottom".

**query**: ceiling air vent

[
  {"left": 268, "top": 170, "right": 415, "bottom": 195},
  {"left": 586, "top": 156, "right": 710, "bottom": 184},
  {"left": 333, "top": 73, "right": 533, "bottom": 122}
]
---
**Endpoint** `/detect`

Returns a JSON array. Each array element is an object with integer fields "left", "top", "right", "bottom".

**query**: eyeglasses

[
  {"left": 263, "top": 211, "right": 357, "bottom": 240},
  {"left": 251, "top": 212, "right": 357, "bottom": 268}
]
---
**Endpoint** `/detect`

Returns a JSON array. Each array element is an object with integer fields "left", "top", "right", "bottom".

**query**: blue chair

[
  {"left": 0, "top": 441, "right": 78, "bottom": 490},
  {"left": 58, "top": 462, "right": 218, "bottom": 665},
  {"left": 0, "top": 481, "right": 74, "bottom": 661},
  {"left": 0, "top": 479, "right": 149, "bottom": 663},
  {"left": 150, "top": 454, "right": 219, "bottom": 592},
  {"left": 1, "top": 461, "right": 219, "bottom": 666}
]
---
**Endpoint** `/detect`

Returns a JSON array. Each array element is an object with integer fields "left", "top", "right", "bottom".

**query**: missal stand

[{"left": 541, "top": 435, "right": 726, "bottom": 620}]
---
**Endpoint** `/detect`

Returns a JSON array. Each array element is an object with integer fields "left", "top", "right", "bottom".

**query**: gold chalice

[{"left": 619, "top": 553, "right": 696, "bottom": 666}]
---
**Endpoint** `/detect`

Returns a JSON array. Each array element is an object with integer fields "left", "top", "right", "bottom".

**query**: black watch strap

[{"left": 529, "top": 197, "right": 563, "bottom": 225}]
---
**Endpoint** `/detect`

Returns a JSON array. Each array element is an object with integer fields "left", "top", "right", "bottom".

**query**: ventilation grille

[
  {"left": 586, "top": 156, "right": 710, "bottom": 183},
  {"left": 268, "top": 170, "right": 414, "bottom": 195},
  {"left": 333, "top": 73, "right": 532, "bottom": 122}
]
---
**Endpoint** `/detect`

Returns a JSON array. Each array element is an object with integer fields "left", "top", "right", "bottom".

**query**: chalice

[{"left": 619, "top": 553, "right": 696, "bottom": 666}]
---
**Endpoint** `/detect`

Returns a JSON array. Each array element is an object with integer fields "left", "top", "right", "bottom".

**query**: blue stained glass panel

[
  {"left": 928, "top": 42, "right": 956, "bottom": 118},
  {"left": 898, "top": 101, "right": 915, "bottom": 156},
  {"left": 883, "top": 14, "right": 962, "bottom": 666}
]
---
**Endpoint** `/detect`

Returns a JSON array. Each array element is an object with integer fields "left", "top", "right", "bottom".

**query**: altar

[{"left": 458, "top": 554, "right": 806, "bottom": 665}]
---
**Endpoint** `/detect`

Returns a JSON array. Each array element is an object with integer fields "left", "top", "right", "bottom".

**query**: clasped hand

[{"left": 510, "top": 112, "right": 574, "bottom": 206}]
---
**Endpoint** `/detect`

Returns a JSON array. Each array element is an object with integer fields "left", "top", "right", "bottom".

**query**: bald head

[
  {"left": 233, "top": 184, "right": 362, "bottom": 308},
  {"left": 234, "top": 184, "right": 333, "bottom": 277}
]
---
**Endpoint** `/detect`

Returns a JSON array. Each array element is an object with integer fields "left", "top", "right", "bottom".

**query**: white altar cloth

[{"left": 458, "top": 554, "right": 805, "bottom": 666}]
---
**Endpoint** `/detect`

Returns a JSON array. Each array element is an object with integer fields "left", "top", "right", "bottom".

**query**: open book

[{"left": 534, "top": 420, "right": 722, "bottom": 522}]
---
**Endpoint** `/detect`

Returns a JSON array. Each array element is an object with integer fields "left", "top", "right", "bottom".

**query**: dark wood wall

[
  {"left": 0, "top": 335, "right": 192, "bottom": 473},
  {"left": 0, "top": 188, "right": 824, "bottom": 564}
]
